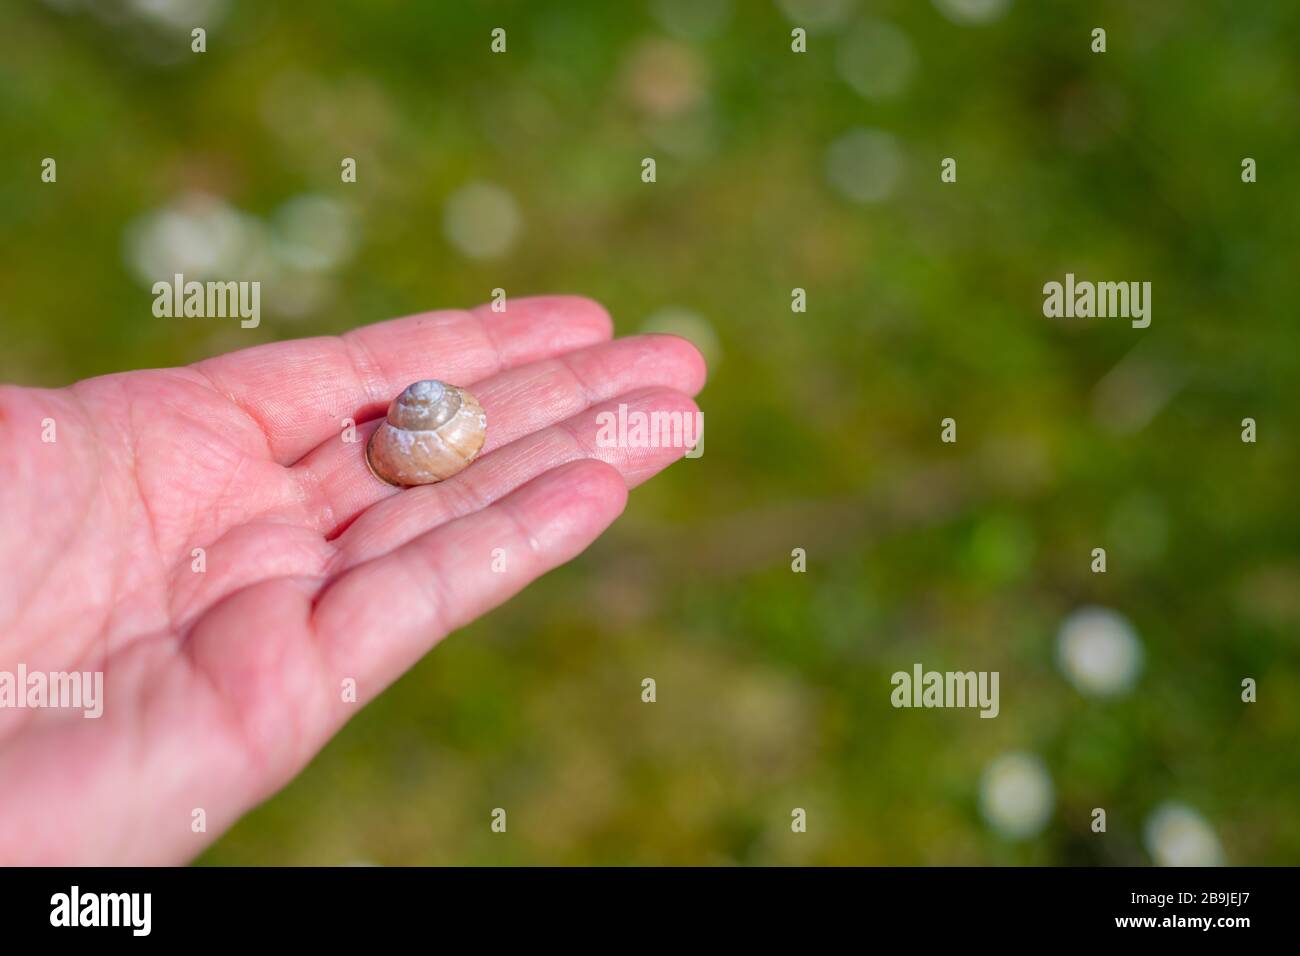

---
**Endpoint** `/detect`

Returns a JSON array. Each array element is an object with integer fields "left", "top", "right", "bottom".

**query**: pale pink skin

[{"left": 0, "top": 295, "right": 706, "bottom": 865}]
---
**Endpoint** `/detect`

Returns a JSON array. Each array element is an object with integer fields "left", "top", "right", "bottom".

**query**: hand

[{"left": 0, "top": 296, "right": 706, "bottom": 864}]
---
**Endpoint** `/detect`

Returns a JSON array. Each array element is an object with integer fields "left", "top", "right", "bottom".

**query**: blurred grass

[{"left": 1, "top": 0, "right": 1298, "bottom": 864}]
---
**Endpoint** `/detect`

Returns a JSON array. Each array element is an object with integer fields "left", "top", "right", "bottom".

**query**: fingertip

[
  {"left": 645, "top": 333, "right": 708, "bottom": 392},
  {"left": 482, "top": 459, "right": 628, "bottom": 573},
  {"left": 545, "top": 457, "right": 630, "bottom": 513},
  {"left": 588, "top": 388, "right": 702, "bottom": 484},
  {"left": 556, "top": 296, "right": 615, "bottom": 340},
  {"left": 506, "top": 458, "right": 628, "bottom": 551}
]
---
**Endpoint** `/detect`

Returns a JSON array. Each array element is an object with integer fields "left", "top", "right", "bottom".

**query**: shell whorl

[{"left": 366, "top": 380, "right": 487, "bottom": 486}]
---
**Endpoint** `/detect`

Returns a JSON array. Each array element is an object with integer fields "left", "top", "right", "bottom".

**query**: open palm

[{"left": 0, "top": 295, "right": 705, "bottom": 864}]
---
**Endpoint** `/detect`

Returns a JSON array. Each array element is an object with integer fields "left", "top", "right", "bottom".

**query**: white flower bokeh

[
  {"left": 271, "top": 194, "right": 357, "bottom": 273},
  {"left": 1144, "top": 803, "right": 1225, "bottom": 867},
  {"left": 932, "top": 0, "right": 1012, "bottom": 26},
  {"left": 1057, "top": 605, "right": 1144, "bottom": 698},
  {"left": 824, "top": 128, "right": 904, "bottom": 204},
  {"left": 127, "top": 0, "right": 227, "bottom": 32},
  {"left": 442, "top": 182, "right": 522, "bottom": 260},
  {"left": 125, "top": 192, "right": 268, "bottom": 284},
  {"left": 125, "top": 191, "right": 359, "bottom": 320},
  {"left": 836, "top": 19, "right": 917, "bottom": 101},
  {"left": 980, "top": 752, "right": 1054, "bottom": 839}
]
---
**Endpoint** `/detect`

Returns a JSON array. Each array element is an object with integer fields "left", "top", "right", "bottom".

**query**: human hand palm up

[{"left": 0, "top": 295, "right": 705, "bottom": 864}]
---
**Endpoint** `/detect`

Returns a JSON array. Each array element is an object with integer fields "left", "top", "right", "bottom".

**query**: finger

[
  {"left": 331, "top": 387, "right": 701, "bottom": 569},
  {"left": 312, "top": 459, "right": 628, "bottom": 695},
  {"left": 293, "top": 334, "right": 706, "bottom": 534},
  {"left": 193, "top": 295, "right": 613, "bottom": 464}
]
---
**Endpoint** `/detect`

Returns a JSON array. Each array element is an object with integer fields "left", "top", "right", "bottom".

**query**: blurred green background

[{"left": 2, "top": 0, "right": 1298, "bottom": 864}]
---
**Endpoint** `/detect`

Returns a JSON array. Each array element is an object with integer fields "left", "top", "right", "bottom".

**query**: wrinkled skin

[{"left": 0, "top": 296, "right": 705, "bottom": 864}]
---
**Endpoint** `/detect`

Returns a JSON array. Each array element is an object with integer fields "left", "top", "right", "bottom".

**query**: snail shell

[{"left": 365, "top": 380, "right": 487, "bottom": 486}]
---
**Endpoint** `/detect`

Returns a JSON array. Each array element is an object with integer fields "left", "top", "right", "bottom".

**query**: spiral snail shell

[{"left": 365, "top": 380, "right": 487, "bottom": 486}]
